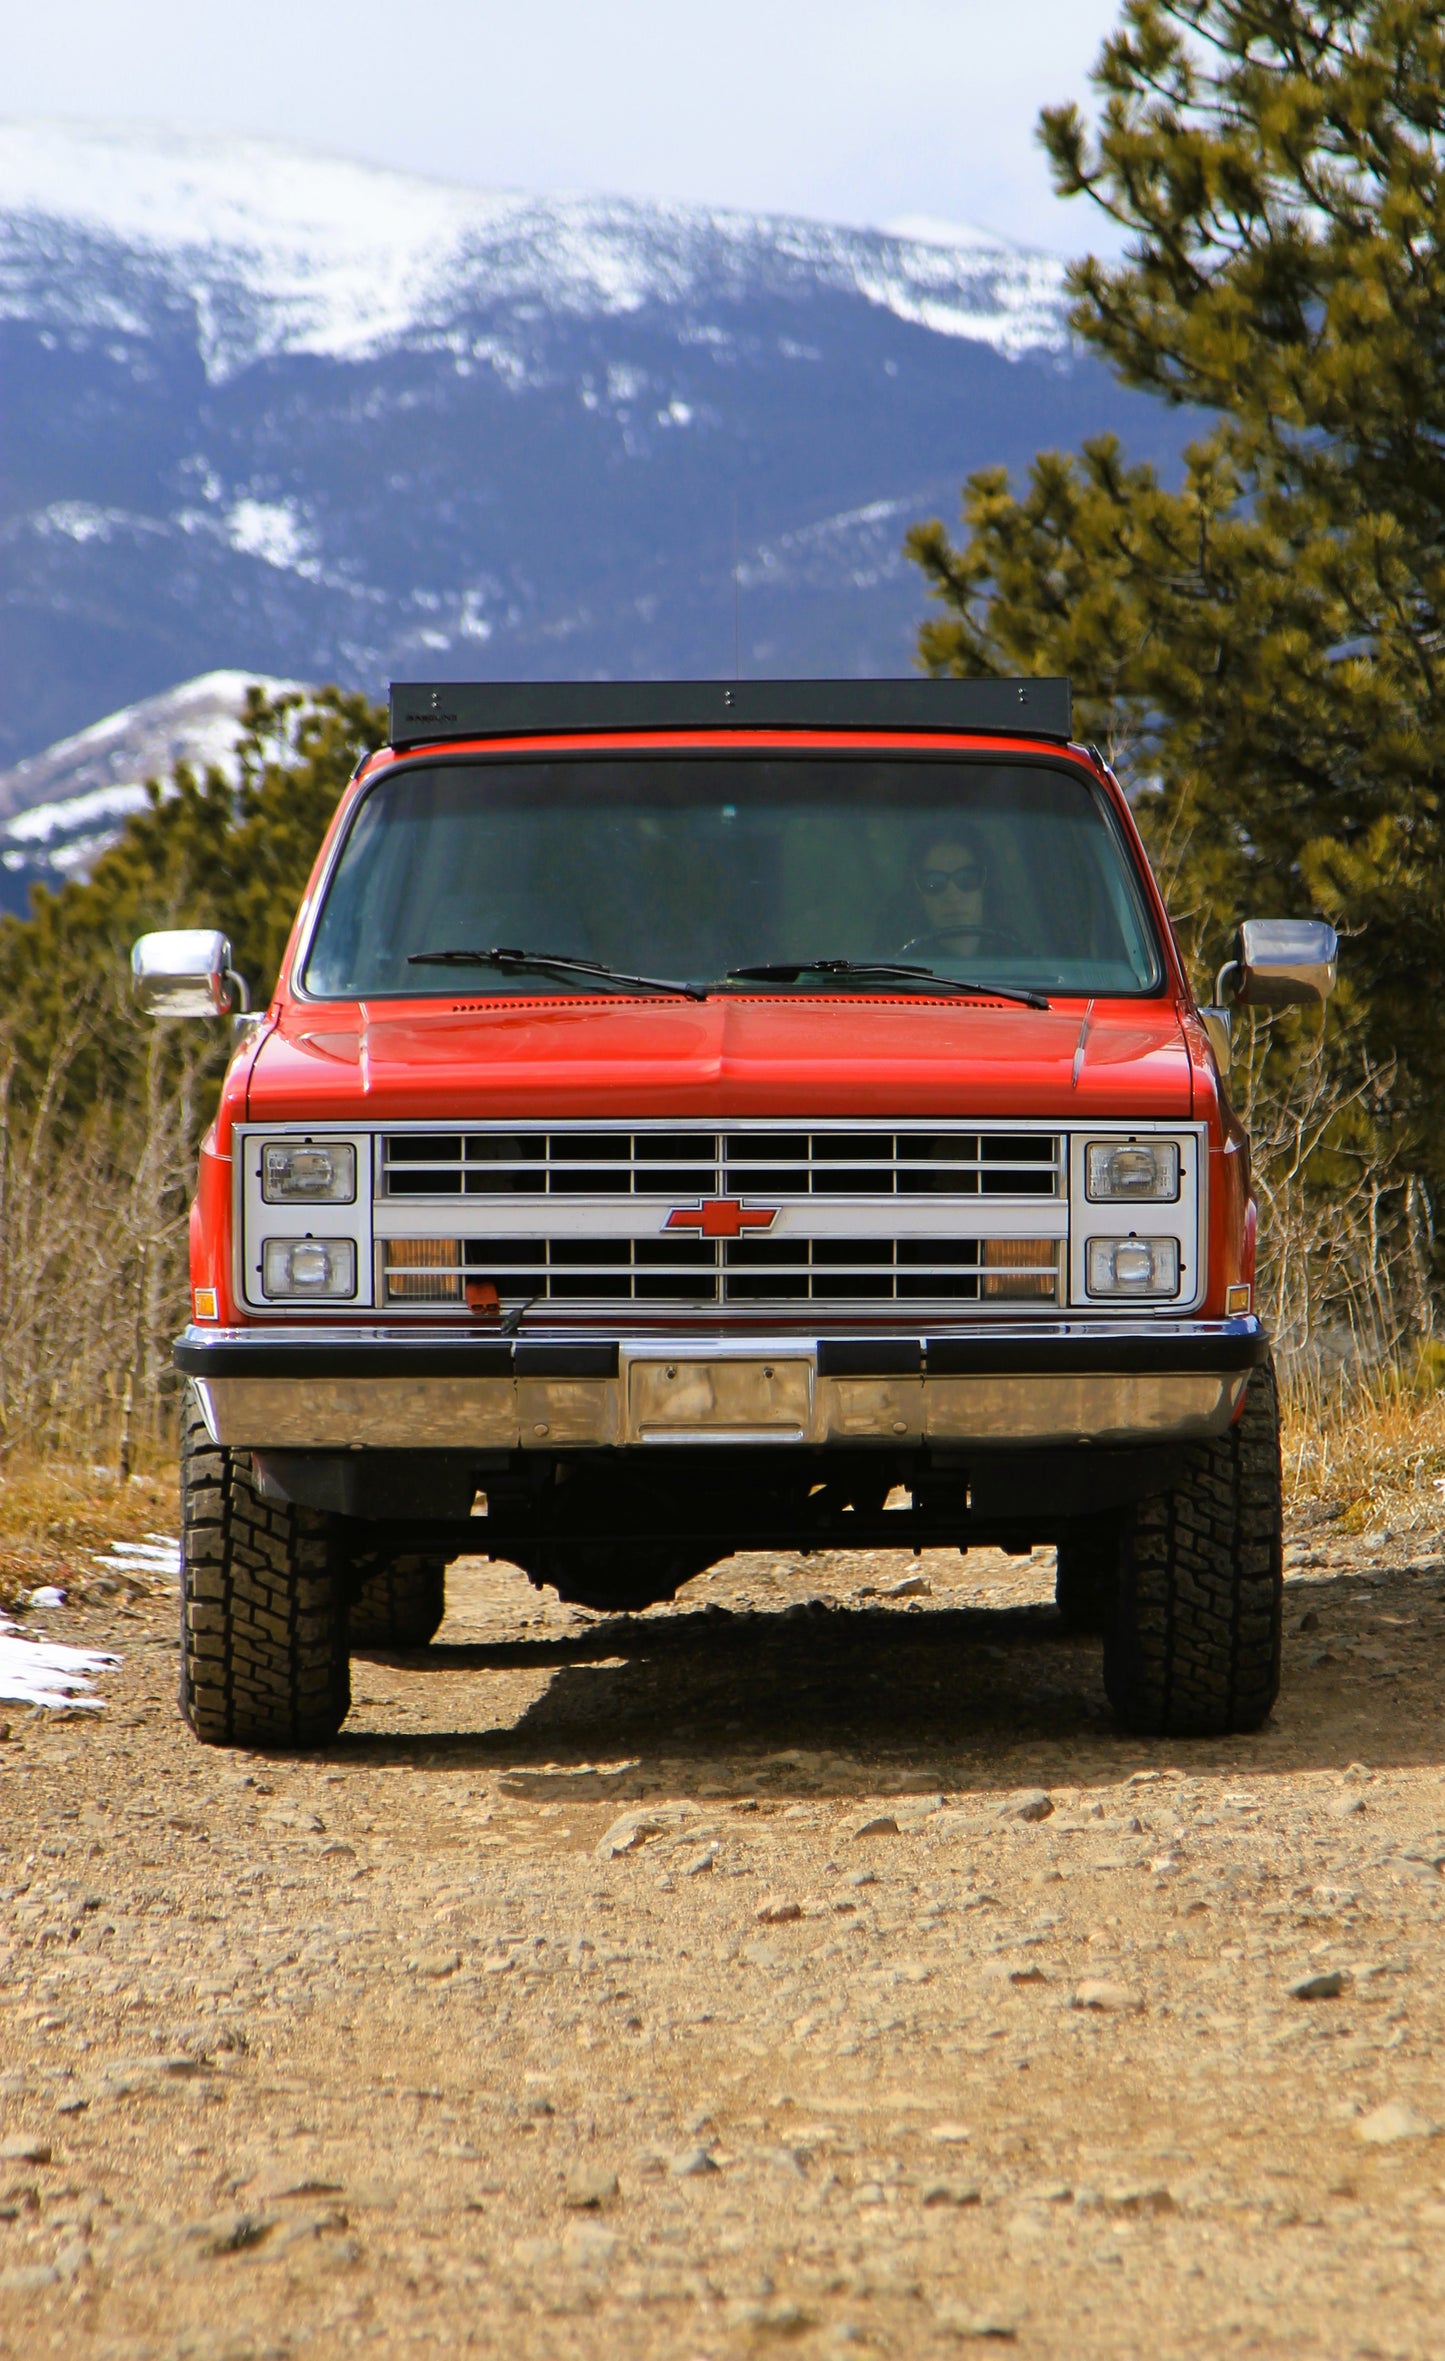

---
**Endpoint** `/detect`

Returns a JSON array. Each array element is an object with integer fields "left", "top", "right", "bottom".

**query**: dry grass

[
  {"left": 0, "top": 1447, "right": 177, "bottom": 1611},
  {"left": 1283, "top": 1374, "right": 1445, "bottom": 1533},
  {"left": 0, "top": 998, "right": 205, "bottom": 1470}
]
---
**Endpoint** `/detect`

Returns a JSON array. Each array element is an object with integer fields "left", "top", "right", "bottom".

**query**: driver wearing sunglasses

[{"left": 900, "top": 826, "right": 1017, "bottom": 962}]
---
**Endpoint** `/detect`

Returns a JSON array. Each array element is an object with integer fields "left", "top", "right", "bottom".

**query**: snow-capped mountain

[
  {"left": 0, "top": 123, "right": 1072, "bottom": 377},
  {"left": 0, "top": 122, "right": 1183, "bottom": 774}
]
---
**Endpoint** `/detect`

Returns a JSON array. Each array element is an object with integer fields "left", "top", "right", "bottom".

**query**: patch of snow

[
  {"left": 31, "top": 500, "right": 168, "bottom": 545},
  {"left": 0, "top": 1614, "right": 117, "bottom": 1711},
  {"left": 47, "top": 835, "right": 126, "bottom": 875},
  {"left": 881, "top": 214, "right": 1019, "bottom": 253},
  {"left": 740, "top": 494, "right": 921, "bottom": 594},
  {"left": 34, "top": 500, "right": 114, "bottom": 544},
  {"left": 3, "top": 782, "right": 152, "bottom": 844},
  {"left": 456, "top": 597, "right": 493, "bottom": 642},
  {"left": 90, "top": 1535, "right": 181, "bottom": 1581},
  {"left": 224, "top": 497, "right": 313, "bottom": 572}
]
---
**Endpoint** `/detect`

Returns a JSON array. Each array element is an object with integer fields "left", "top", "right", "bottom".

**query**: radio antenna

[{"left": 732, "top": 494, "right": 741, "bottom": 680}]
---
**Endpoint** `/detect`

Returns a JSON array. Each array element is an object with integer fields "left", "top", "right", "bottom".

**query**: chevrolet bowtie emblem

[{"left": 664, "top": 1198, "right": 779, "bottom": 1240}]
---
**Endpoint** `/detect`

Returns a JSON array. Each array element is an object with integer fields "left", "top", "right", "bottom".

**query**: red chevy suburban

[{"left": 133, "top": 678, "right": 1337, "bottom": 1749}]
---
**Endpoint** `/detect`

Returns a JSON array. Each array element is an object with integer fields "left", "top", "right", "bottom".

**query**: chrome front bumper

[{"left": 177, "top": 1321, "right": 1267, "bottom": 1452}]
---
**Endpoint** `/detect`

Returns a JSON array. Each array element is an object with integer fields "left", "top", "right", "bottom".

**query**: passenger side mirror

[
  {"left": 132, "top": 929, "right": 251, "bottom": 1018},
  {"left": 1217, "top": 918, "right": 1338, "bottom": 1011}
]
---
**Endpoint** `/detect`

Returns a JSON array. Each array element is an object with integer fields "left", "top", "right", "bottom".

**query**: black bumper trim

[
  {"left": 924, "top": 1328, "right": 1268, "bottom": 1377},
  {"left": 175, "top": 1337, "right": 618, "bottom": 1380},
  {"left": 817, "top": 1339, "right": 924, "bottom": 1377},
  {"left": 514, "top": 1342, "right": 619, "bottom": 1379},
  {"left": 812, "top": 1341, "right": 925, "bottom": 1378},
  {"left": 175, "top": 1325, "right": 1263, "bottom": 1384}
]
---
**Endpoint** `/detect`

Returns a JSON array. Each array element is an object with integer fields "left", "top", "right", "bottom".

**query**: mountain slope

[
  {"left": 0, "top": 670, "right": 305, "bottom": 911},
  {"left": 0, "top": 122, "right": 1185, "bottom": 768},
  {"left": 0, "top": 122, "right": 1072, "bottom": 375}
]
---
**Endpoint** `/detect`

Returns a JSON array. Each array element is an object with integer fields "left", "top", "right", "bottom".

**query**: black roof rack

[{"left": 388, "top": 677, "right": 1072, "bottom": 748}]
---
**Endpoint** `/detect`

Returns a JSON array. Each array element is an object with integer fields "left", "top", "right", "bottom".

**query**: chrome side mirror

[
  {"left": 132, "top": 929, "right": 251, "bottom": 1018},
  {"left": 1217, "top": 918, "right": 1338, "bottom": 1011}
]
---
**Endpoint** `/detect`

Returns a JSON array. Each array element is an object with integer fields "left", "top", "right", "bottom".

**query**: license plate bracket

[{"left": 624, "top": 1355, "right": 812, "bottom": 1443}]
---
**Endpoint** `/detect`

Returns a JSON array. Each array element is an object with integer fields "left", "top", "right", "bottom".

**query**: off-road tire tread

[
  {"left": 179, "top": 1384, "right": 350, "bottom": 1748},
  {"left": 1103, "top": 1359, "right": 1282, "bottom": 1738},
  {"left": 347, "top": 1555, "right": 447, "bottom": 1649}
]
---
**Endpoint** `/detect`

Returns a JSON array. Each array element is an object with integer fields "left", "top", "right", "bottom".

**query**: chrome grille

[
  {"left": 381, "top": 1235, "right": 1059, "bottom": 1307},
  {"left": 381, "top": 1128, "right": 1061, "bottom": 1198}
]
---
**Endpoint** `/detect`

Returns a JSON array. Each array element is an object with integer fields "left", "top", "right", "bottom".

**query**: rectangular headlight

[
  {"left": 261, "top": 1141, "right": 357, "bottom": 1203},
  {"left": 1085, "top": 1139, "right": 1180, "bottom": 1202},
  {"left": 260, "top": 1237, "right": 357, "bottom": 1300},
  {"left": 1086, "top": 1236, "right": 1180, "bottom": 1299}
]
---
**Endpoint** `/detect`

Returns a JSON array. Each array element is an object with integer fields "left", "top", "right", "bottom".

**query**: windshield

[{"left": 301, "top": 756, "right": 1163, "bottom": 999}]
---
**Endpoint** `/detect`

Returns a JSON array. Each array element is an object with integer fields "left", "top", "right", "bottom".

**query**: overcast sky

[{"left": 9, "top": 0, "right": 1127, "bottom": 253}]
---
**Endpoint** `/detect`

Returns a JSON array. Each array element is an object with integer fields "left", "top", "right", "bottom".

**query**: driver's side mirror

[
  {"left": 132, "top": 929, "right": 251, "bottom": 1018},
  {"left": 1200, "top": 917, "right": 1338, "bottom": 1073},
  {"left": 1220, "top": 918, "right": 1339, "bottom": 1010}
]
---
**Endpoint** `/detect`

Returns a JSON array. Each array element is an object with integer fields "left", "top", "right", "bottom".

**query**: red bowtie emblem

[{"left": 664, "top": 1198, "right": 779, "bottom": 1240}]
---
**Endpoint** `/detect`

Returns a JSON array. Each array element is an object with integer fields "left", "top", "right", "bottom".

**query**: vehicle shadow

[{"left": 329, "top": 1556, "right": 1445, "bottom": 1792}]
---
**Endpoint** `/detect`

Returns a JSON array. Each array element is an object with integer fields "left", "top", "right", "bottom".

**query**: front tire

[
  {"left": 179, "top": 1384, "right": 350, "bottom": 1748},
  {"left": 1103, "top": 1358, "right": 1283, "bottom": 1738}
]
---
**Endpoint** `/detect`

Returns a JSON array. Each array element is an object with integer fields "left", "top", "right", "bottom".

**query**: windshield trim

[{"left": 289, "top": 747, "right": 1170, "bottom": 1006}]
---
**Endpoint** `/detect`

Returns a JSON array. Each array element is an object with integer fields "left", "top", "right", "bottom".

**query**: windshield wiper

[
  {"left": 725, "top": 959, "right": 1049, "bottom": 1010},
  {"left": 407, "top": 946, "right": 709, "bottom": 1002}
]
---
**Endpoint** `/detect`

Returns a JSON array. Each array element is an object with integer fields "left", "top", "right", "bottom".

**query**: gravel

[{"left": 2, "top": 1528, "right": 1445, "bottom": 2353}]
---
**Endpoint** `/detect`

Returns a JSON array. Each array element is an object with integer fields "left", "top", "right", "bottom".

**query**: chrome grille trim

[
  {"left": 380, "top": 1125, "right": 1062, "bottom": 1199},
  {"left": 380, "top": 1235, "right": 1061, "bottom": 1307}
]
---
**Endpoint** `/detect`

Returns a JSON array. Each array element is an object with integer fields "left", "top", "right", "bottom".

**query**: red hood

[{"left": 246, "top": 994, "right": 1193, "bottom": 1122}]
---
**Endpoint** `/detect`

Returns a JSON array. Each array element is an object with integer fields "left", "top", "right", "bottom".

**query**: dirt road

[{"left": 2, "top": 1516, "right": 1444, "bottom": 2359}]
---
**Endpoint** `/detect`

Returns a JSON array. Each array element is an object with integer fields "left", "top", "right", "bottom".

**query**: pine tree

[{"left": 909, "top": 2, "right": 1445, "bottom": 1220}]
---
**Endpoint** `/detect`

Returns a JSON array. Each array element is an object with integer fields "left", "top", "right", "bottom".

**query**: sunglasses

[{"left": 917, "top": 862, "right": 984, "bottom": 896}]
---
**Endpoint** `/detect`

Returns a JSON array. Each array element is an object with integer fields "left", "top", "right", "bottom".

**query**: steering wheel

[{"left": 898, "top": 924, "right": 1022, "bottom": 962}]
